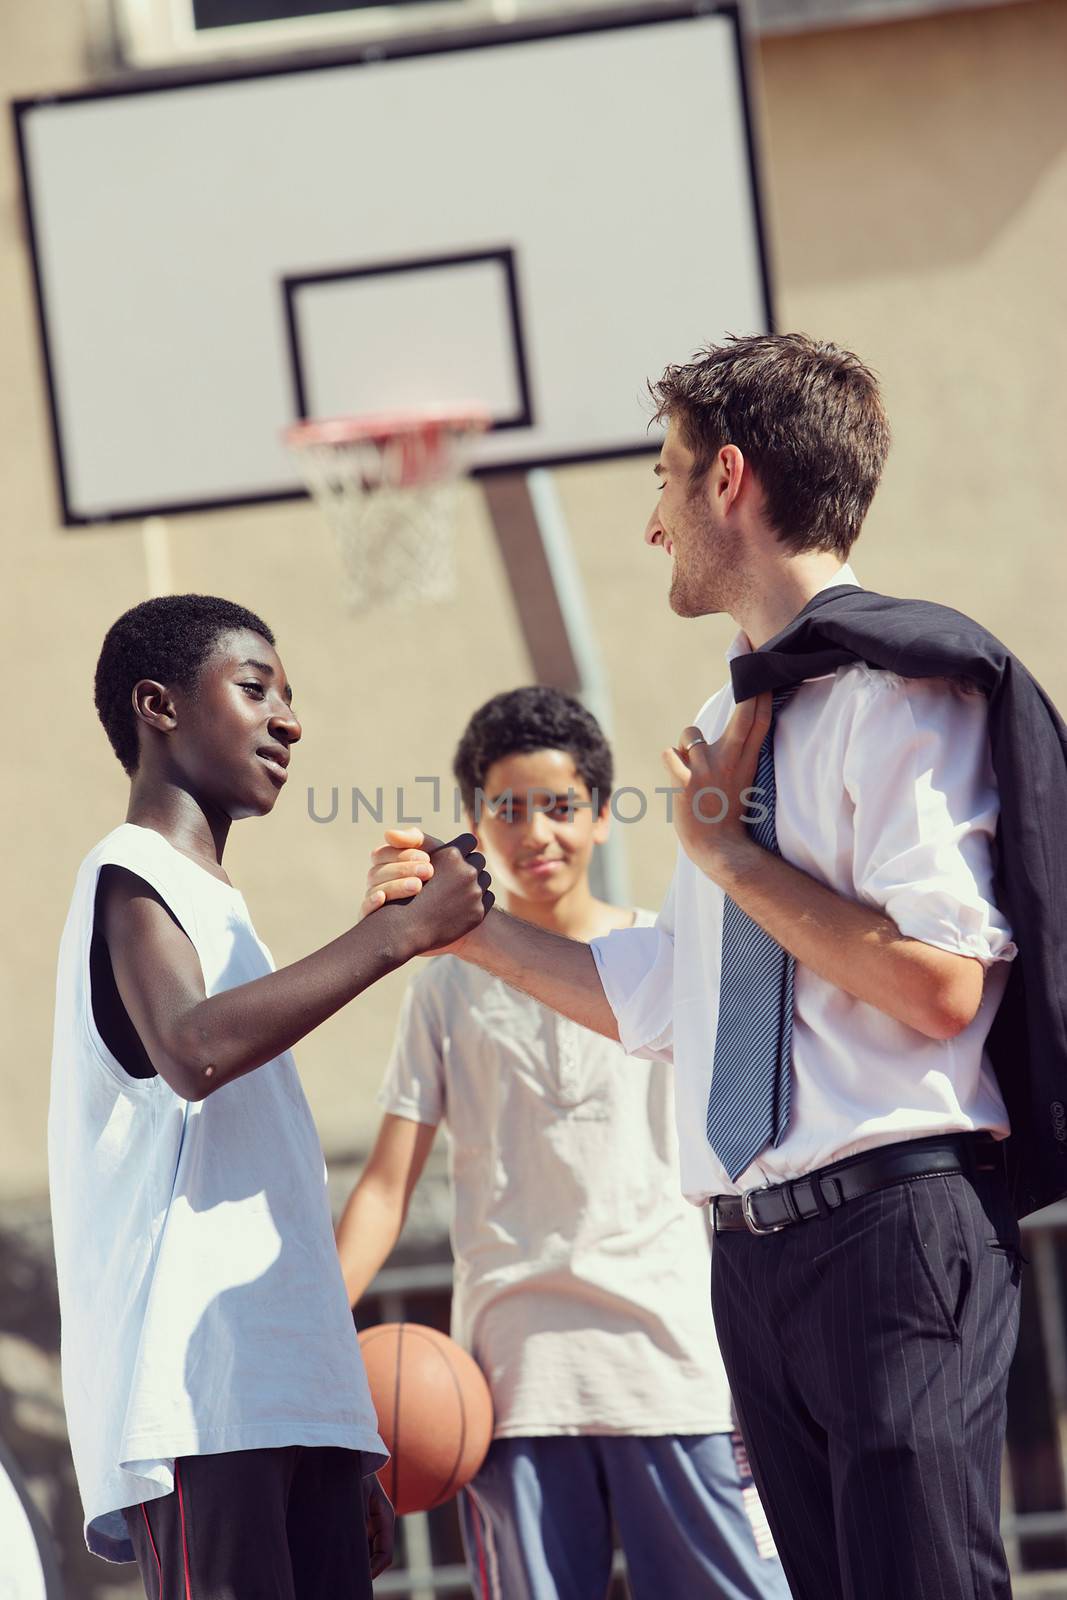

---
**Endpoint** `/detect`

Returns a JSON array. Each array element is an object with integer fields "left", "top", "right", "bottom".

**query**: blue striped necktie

[{"left": 705, "top": 689, "right": 797, "bottom": 1182}]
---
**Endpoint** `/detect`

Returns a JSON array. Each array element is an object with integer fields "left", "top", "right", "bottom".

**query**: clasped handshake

[{"left": 360, "top": 827, "right": 495, "bottom": 955}]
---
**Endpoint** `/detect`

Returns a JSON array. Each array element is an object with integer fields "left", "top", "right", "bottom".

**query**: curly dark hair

[
  {"left": 94, "top": 594, "right": 275, "bottom": 775},
  {"left": 650, "top": 333, "right": 891, "bottom": 559},
  {"left": 453, "top": 686, "right": 614, "bottom": 816}
]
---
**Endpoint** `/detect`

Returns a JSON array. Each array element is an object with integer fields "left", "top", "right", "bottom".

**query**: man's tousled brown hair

[{"left": 650, "top": 333, "right": 891, "bottom": 559}]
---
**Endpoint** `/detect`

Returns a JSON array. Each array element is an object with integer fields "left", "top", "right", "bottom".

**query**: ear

[
  {"left": 464, "top": 812, "right": 484, "bottom": 852},
  {"left": 713, "top": 444, "right": 747, "bottom": 514},
  {"left": 592, "top": 801, "right": 612, "bottom": 846},
  {"left": 131, "top": 678, "right": 179, "bottom": 738}
]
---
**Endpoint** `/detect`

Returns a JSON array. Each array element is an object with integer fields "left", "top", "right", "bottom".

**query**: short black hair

[
  {"left": 453, "top": 686, "right": 614, "bottom": 815},
  {"left": 95, "top": 594, "right": 275, "bottom": 775}
]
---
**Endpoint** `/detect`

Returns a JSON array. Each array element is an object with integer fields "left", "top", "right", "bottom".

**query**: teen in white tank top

[{"left": 49, "top": 823, "right": 385, "bottom": 1562}]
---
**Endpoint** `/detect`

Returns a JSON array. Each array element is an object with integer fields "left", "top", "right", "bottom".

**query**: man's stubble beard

[
  {"left": 668, "top": 564, "right": 711, "bottom": 618},
  {"left": 668, "top": 497, "right": 741, "bottom": 620}
]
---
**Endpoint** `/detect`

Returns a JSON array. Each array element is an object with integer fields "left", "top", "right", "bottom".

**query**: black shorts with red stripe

[{"left": 123, "top": 1446, "right": 373, "bottom": 1600}]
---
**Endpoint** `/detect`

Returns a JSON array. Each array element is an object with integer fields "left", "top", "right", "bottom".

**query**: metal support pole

[
  {"left": 481, "top": 470, "right": 629, "bottom": 906},
  {"left": 142, "top": 515, "right": 173, "bottom": 597}
]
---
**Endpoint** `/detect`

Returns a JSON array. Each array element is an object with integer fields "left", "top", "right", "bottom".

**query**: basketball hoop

[{"left": 284, "top": 406, "right": 489, "bottom": 612}]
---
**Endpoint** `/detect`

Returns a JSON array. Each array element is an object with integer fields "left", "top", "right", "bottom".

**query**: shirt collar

[{"left": 725, "top": 563, "right": 862, "bottom": 663}]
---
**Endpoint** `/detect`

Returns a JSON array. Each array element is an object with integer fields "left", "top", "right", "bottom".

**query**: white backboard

[{"left": 15, "top": 5, "right": 772, "bottom": 525}]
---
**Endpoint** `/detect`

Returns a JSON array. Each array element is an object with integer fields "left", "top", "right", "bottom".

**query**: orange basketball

[{"left": 358, "top": 1322, "right": 494, "bottom": 1515}]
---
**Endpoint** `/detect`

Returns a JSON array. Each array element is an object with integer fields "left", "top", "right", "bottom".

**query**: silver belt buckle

[{"left": 741, "top": 1185, "right": 788, "bottom": 1236}]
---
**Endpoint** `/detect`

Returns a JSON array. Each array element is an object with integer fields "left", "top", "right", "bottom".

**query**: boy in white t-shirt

[
  {"left": 50, "top": 594, "right": 493, "bottom": 1599},
  {"left": 337, "top": 688, "right": 788, "bottom": 1600}
]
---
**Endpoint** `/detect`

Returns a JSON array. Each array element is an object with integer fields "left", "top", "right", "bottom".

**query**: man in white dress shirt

[{"left": 372, "top": 334, "right": 1022, "bottom": 1598}]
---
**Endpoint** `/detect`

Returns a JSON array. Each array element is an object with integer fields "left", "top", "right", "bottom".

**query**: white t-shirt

[
  {"left": 379, "top": 914, "right": 734, "bottom": 1440},
  {"left": 49, "top": 824, "right": 385, "bottom": 1562}
]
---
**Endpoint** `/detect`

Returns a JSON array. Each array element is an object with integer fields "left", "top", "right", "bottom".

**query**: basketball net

[{"left": 284, "top": 407, "right": 489, "bottom": 613}]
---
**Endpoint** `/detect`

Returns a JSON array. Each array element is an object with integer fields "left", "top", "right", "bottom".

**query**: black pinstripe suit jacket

[{"left": 731, "top": 584, "right": 1067, "bottom": 1219}]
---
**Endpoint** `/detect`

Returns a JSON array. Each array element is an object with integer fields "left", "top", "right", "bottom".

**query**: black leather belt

[{"left": 710, "top": 1132, "right": 1004, "bottom": 1236}]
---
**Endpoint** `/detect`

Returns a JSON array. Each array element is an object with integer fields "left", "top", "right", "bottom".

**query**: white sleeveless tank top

[{"left": 49, "top": 824, "right": 385, "bottom": 1562}]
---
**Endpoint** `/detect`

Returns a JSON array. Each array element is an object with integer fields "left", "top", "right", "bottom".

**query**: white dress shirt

[{"left": 591, "top": 566, "right": 1017, "bottom": 1204}]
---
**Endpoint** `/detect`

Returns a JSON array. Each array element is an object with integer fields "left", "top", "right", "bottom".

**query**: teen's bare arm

[
  {"left": 97, "top": 837, "right": 491, "bottom": 1101},
  {"left": 366, "top": 829, "right": 620, "bottom": 1040},
  {"left": 664, "top": 697, "right": 986, "bottom": 1041},
  {"left": 335, "top": 1114, "right": 438, "bottom": 1305}
]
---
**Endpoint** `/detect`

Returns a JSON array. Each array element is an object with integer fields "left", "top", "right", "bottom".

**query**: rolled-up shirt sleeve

[
  {"left": 844, "top": 674, "right": 1016, "bottom": 966},
  {"left": 591, "top": 874, "right": 676, "bottom": 1061}
]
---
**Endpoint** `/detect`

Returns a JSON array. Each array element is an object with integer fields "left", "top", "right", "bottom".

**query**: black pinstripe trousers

[{"left": 711, "top": 1167, "right": 1023, "bottom": 1600}]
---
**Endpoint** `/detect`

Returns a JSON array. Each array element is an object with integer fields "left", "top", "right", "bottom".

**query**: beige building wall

[{"left": 2, "top": 0, "right": 1065, "bottom": 1200}]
